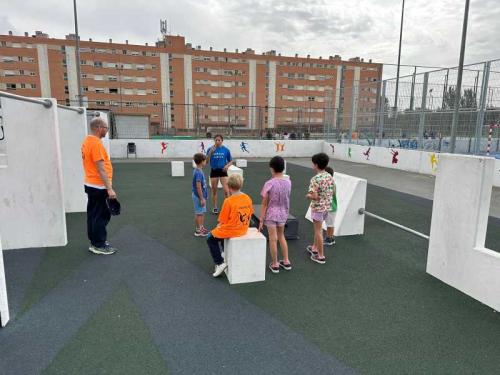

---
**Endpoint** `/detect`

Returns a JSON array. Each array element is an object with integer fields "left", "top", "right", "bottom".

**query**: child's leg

[
  {"left": 326, "top": 226, "right": 334, "bottom": 238},
  {"left": 206, "top": 235, "right": 224, "bottom": 265},
  {"left": 276, "top": 225, "right": 289, "bottom": 263},
  {"left": 210, "top": 177, "right": 218, "bottom": 209},
  {"left": 267, "top": 224, "right": 279, "bottom": 267},
  {"left": 195, "top": 214, "right": 203, "bottom": 229},
  {"left": 313, "top": 220, "right": 324, "bottom": 258}
]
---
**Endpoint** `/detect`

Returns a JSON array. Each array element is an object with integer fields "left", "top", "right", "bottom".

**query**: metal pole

[
  {"left": 409, "top": 66, "right": 416, "bottom": 111},
  {"left": 57, "top": 104, "right": 84, "bottom": 114},
  {"left": 450, "top": 0, "right": 470, "bottom": 153},
  {"left": 474, "top": 61, "right": 491, "bottom": 154},
  {"left": 418, "top": 73, "right": 429, "bottom": 149},
  {"left": 0, "top": 91, "right": 52, "bottom": 108},
  {"left": 378, "top": 80, "right": 387, "bottom": 146},
  {"left": 73, "top": 0, "right": 83, "bottom": 107},
  {"left": 394, "top": 0, "right": 405, "bottom": 113},
  {"left": 358, "top": 208, "right": 430, "bottom": 240}
]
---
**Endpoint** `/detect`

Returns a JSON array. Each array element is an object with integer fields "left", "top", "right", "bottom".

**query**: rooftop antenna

[{"left": 160, "top": 19, "right": 170, "bottom": 37}]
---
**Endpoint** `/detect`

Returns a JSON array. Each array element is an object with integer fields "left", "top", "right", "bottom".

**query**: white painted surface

[
  {"left": 426, "top": 154, "right": 500, "bottom": 311},
  {"left": 248, "top": 59, "right": 257, "bottom": 129},
  {"left": 0, "top": 97, "right": 67, "bottom": 250},
  {"left": 224, "top": 228, "right": 266, "bottom": 284},
  {"left": 65, "top": 46, "right": 79, "bottom": 105},
  {"left": 494, "top": 158, "right": 500, "bottom": 187},
  {"left": 57, "top": 107, "right": 88, "bottom": 212},
  {"left": 333, "top": 65, "right": 342, "bottom": 129},
  {"left": 236, "top": 159, "right": 247, "bottom": 168},
  {"left": 283, "top": 174, "right": 290, "bottom": 180},
  {"left": 110, "top": 139, "right": 324, "bottom": 159},
  {"left": 227, "top": 165, "right": 243, "bottom": 178},
  {"left": 160, "top": 53, "right": 172, "bottom": 128},
  {"left": 267, "top": 61, "right": 277, "bottom": 128},
  {"left": 36, "top": 44, "right": 51, "bottom": 97},
  {"left": 305, "top": 172, "right": 366, "bottom": 236},
  {"left": 183, "top": 54, "right": 194, "bottom": 128},
  {"left": 0, "top": 234, "right": 9, "bottom": 327},
  {"left": 171, "top": 161, "right": 185, "bottom": 177}
]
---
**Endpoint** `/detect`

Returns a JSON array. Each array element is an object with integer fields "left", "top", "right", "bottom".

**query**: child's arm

[
  {"left": 306, "top": 178, "right": 319, "bottom": 200},
  {"left": 196, "top": 181, "right": 205, "bottom": 207},
  {"left": 259, "top": 194, "right": 269, "bottom": 231}
]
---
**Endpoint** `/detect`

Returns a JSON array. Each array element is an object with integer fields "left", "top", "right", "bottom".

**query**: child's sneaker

[
  {"left": 213, "top": 262, "right": 227, "bottom": 277},
  {"left": 269, "top": 263, "right": 280, "bottom": 273},
  {"left": 279, "top": 260, "right": 292, "bottom": 271},
  {"left": 324, "top": 237, "right": 336, "bottom": 246},
  {"left": 194, "top": 228, "right": 209, "bottom": 237},
  {"left": 306, "top": 245, "right": 318, "bottom": 256},
  {"left": 310, "top": 254, "right": 326, "bottom": 264},
  {"left": 201, "top": 227, "right": 210, "bottom": 235}
]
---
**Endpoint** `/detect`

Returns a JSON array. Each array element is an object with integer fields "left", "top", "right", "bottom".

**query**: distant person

[
  {"left": 81, "top": 117, "right": 117, "bottom": 255},
  {"left": 258, "top": 156, "right": 292, "bottom": 273},
  {"left": 283, "top": 132, "right": 289, "bottom": 140},
  {"left": 206, "top": 174, "right": 253, "bottom": 277},
  {"left": 192, "top": 153, "right": 209, "bottom": 237},
  {"left": 206, "top": 134, "right": 232, "bottom": 214},
  {"left": 306, "top": 153, "right": 334, "bottom": 264}
]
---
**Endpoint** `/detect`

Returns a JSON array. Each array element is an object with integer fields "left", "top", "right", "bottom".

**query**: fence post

[
  {"left": 418, "top": 73, "right": 429, "bottom": 149},
  {"left": 409, "top": 66, "right": 417, "bottom": 111},
  {"left": 473, "top": 61, "right": 490, "bottom": 154},
  {"left": 377, "top": 80, "right": 387, "bottom": 146}
]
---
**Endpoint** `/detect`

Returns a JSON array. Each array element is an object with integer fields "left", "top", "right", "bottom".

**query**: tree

[{"left": 442, "top": 86, "right": 477, "bottom": 110}]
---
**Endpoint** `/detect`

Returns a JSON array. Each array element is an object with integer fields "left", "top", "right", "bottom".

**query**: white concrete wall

[
  {"left": 160, "top": 53, "right": 172, "bottom": 129},
  {"left": 0, "top": 97, "right": 67, "bottom": 250},
  {"left": 183, "top": 55, "right": 194, "bottom": 129},
  {"left": 36, "top": 44, "right": 51, "bottom": 97},
  {"left": 494, "top": 159, "right": 500, "bottom": 187},
  {"left": 248, "top": 59, "right": 257, "bottom": 129},
  {"left": 267, "top": 61, "right": 277, "bottom": 128},
  {"left": 111, "top": 139, "right": 324, "bottom": 159},
  {"left": 427, "top": 154, "right": 500, "bottom": 311},
  {"left": 0, "top": 233, "right": 9, "bottom": 327},
  {"left": 57, "top": 107, "right": 88, "bottom": 213},
  {"left": 65, "top": 46, "right": 79, "bottom": 105},
  {"left": 305, "top": 172, "right": 366, "bottom": 236}
]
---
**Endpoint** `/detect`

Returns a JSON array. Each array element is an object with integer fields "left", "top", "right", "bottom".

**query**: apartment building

[{"left": 0, "top": 30, "right": 382, "bottom": 136}]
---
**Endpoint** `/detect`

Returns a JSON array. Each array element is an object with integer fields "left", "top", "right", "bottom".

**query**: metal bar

[
  {"left": 57, "top": 104, "right": 84, "bottom": 114},
  {"left": 394, "top": 0, "right": 405, "bottom": 112},
  {"left": 73, "top": 0, "right": 83, "bottom": 107},
  {"left": 473, "top": 62, "right": 490, "bottom": 154},
  {"left": 377, "top": 80, "right": 387, "bottom": 146},
  {"left": 358, "top": 208, "right": 430, "bottom": 240},
  {"left": 450, "top": 0, "right": 470, "bottom": 153},
  {"left": 0, "top": 91, "right": 52, "bottom": 108},
  {"left": 409, "top": 66, "right": 416, "bottom": 111},
  {"left": 418, "top": 73, "right": 429, "bottom": 149}
]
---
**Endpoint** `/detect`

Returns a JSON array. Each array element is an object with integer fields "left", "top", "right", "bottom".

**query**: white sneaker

[{"left": 213, "top": 262, "right": 227, "bottom": 277}]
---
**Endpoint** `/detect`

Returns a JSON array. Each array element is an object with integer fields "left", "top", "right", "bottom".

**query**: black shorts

[{"left": 210, "top": 168, "right": 228, "bottom": 178}]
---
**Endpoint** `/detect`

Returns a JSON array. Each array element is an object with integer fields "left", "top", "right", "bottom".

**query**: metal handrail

[
  {"left": 358, "top": 208, "right": 430, "bottom": 240},
  {"left": 0, "top": 91, "right": 52, "bottom": 108},
  {"left": 57, "top": 104, "right": 84, "bottom": 114}
]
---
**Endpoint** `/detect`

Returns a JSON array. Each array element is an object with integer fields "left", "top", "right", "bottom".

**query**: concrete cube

[
  {"left": 283, "top": 174, "right": 290, "bottom": 180},
  {"left": 227, "top": 165, "right": 244, "bottom": 178},
  {"left": 224, "top": 228, "right": 266, "bottom": 284},
  {"left": 236, "top": 159, "right": 247, "bottom": 168},
  {"left": 171, "top": 161, "right": 185, "bottom": 177}
]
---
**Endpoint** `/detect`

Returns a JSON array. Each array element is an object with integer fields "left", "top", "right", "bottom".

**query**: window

[
  {"left": 108, "top": 76, "right": 117, "bottom": 81},
  {"left": 170, "top": 90, "right": 174, "bottom": 97},
  {"left": 30, "top": 72, "right": 36, "bottom": 76},
  {"left": 63, "top": 72, "right": 68, "bottom": 81},
  {"left": 94, "top": 61, "right": 103, "bottom": 68},
  {"left": 6, "top": 83, "right": 16, "bottom": 90},
  {"left": 136, "top": 64, "right": 145, "bottom": 70},
  {"left": 94, "top": 75, "right": 104, "bottom": 81},
  {"left": 83, "top": 87, "right": 88, "bottom": 92},
  {"left": 95, "top": 88, "right": 105, "bottom": 93},
  {"left": 152, "top": 89, "right": 158, "bottom": 94},
  {"left": 20, "top": 83, "right": 26, "bottom": 88},
  {"left": 171, "top": 114, "right": 175, "bottom": 121},
  {"left": 96, "top": 101, "right": 106, "bottom": 106},
  {"left": 137, "top": 89, "right": 147, "bottom": 96},
  {"left": 4, "top": 70, "right": 16, "bottom": 76},
  {"left": 109, "top": 88, "right": 118, "bottom": 94},
  {"left": 81, "top": 73, "right": 87, "bottom": 79},
  {"left": 64, "top": 85, "right": 69, "bottom": 94},
  {"left": 62, "top": 59, "right": 67, "bottom": 67},
  {"left": 31, "top": 83, "right": 37, "bottom": 89}
]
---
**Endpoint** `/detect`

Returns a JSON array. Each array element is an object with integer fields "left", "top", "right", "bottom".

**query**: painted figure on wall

[
  {"left": 363, "top": 147, "right": 371, "bottom": 160},
  {"left": 275, "top": 142, "right": 285, "bottom": 152},
  {"left": 199, "top": 141, "right": 205, "bottom": 153},
  {"left": 348, "top": 147, "right": 352, "bottom": 158},
  {"left": 161, "top": 142, "right": 168, "bottom": 154},
  {"left": 430, "top": 153, "right": 438, "bottom": 171},
  {"left": 329, "top": 144, "right": 335, "bottom": 154},
  {"left": 390, "top": 149, "right": 399, "bottom": 164},
  {"left": 240, "top": 141, "right": 250, "bottom": 153}
]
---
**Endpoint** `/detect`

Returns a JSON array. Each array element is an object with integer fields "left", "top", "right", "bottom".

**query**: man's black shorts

[{"left": 210, "top": 168, "right": 228, "bottom": 178}]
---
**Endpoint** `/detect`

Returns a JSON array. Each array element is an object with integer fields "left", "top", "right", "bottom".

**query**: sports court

[{"left": 1, "top": 159, "right": 499, "bottom": 374}]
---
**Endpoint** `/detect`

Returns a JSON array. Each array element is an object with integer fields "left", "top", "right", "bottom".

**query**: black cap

[{"left": 106, "top": 198, "right": 121, "bottom": 216}]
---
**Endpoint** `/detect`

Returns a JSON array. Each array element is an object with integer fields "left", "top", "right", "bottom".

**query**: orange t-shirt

[
  {"left": 81, "top": 135, "right": 113, "bottom": 186},
  {"left": 211, "top": 193, "right": 253, "bottom": 239}
]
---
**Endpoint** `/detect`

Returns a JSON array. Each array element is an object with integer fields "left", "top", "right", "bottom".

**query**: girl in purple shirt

[{"left": 259, "top": 156, "right": 292, "bottom": 273}]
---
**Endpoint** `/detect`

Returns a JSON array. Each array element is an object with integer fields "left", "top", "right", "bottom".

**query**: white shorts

[{"left": 325, "top": 211, "right": 336, "bottom": 227}]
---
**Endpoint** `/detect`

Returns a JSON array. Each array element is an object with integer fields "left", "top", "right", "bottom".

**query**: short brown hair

[
  {"left": 227, "top": 174, "right": 243, "bottom": 190},
  {"left": 193, "top": 153, "right": 206, "bottom": 165}
]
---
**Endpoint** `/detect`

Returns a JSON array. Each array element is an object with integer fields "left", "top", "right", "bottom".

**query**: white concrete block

[
  {"left": 227, "top": 165, "right": 244, "bottom": 178},
  {"left": 236, "top": 159, "right": 247, "bottom": 168},
  {"left": 305, "top": 172, "right": 366, "bottom": 236},
  {"left": 427, "top": 154, "right": 500, "bottom": 311},
  {"left": 283, "top": 174, "right": 290, "bottom": 180},
  {"left": 224, "top": 228, "right": 266, "bottom": 284},
  {"left": 0, "top": 234, "right": 9, "bottom": 327},
  {"left": 192, "top": 160, "right": 197, "bottom": 168},
  {"left": 171, "top": 161, "right": 185, "bottom": 177},
  {"left": 0, "top": 97, "right": 67, "bottom": 250}
]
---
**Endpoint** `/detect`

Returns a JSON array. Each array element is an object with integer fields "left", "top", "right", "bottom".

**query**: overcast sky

[{"left": 1, "top": 0, "right": 499, "bottom": 78}]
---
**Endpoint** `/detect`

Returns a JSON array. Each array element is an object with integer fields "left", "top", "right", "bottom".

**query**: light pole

[
  {"left": 73, "top": 0, "right": 83, "bottom": 107},
  {"left": 394, "top": 0, "right": 405, "bottom": 113},
  {"left": 450, "top": 0, "right": 470, "bottom": 153}
]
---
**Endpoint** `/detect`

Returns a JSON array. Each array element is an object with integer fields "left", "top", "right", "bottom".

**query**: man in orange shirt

[
  {"left": 81, "top": 117, "right": 117, "bottom": 255},
  {"left": 206, "top": 174, "right": 253, "bottom": 277}
]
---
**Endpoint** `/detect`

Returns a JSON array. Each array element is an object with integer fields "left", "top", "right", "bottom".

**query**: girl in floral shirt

[{"left": 306, "top": 153, "right": 334, "bottom": 264}]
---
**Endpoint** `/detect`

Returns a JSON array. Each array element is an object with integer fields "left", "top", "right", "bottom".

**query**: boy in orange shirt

[{"left": 206, "top": 174, "right": 253, "bottom": 277}]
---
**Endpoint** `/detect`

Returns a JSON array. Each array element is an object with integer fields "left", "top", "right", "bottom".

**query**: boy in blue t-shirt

[{"left": 192, "top": 153, "right": 209, "bottom": 236}]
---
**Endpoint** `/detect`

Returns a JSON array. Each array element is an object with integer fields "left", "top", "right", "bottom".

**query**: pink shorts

[
  {"left": 264, "top": 220, "right": 287, "bottom": 227},
  {"left": 311, "top": 210, "right": 328, "bottom": 222}
]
